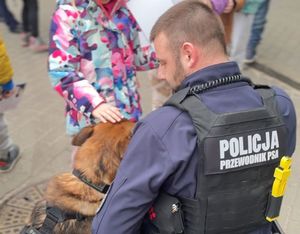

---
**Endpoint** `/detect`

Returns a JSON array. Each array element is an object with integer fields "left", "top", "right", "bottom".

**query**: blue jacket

[{"left": 92, "top": 62, "right": 296, "bottom": 234}]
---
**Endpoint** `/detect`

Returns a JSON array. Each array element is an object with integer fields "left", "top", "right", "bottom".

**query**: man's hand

[{"left": 92, "top": 103, "right": 123, "bottom": 123}]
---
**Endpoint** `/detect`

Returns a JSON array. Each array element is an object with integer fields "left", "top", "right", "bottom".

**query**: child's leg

[
  {"left": 246, "top": 0, "right": 271, "bottom": 62},
  {"left": 230, "top": 12, "right": 255, "bottom": 68},
  {"left": 0, "top": 113, "right": 20, "bottom": 173},
  {"left": 149, "top": 69, "right": 172, "bottom": 110},
  {"left": 27, "top": 0, "right": 39, "bottom": 38},
  {"left": 0, "top": 0, "right": 20, "bottom": 32},
  {"left": 0, "top": 113, "right": 13, "bottom": 157}
]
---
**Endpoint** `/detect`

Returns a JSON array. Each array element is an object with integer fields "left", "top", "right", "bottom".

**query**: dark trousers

[
  {"left": 22, "top": 0, "right": 39, "bottom": 37},
  {"left": 0, "top": 0, "right": 19, "bottom": 30}
]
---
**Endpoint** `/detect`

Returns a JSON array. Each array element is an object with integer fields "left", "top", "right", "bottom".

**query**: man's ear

[
  {"left": 181, "top": 42, "right": 199, "bottom": 68},
  {"left": 71, "top": 125, "right": 94, "bottom": 146}
]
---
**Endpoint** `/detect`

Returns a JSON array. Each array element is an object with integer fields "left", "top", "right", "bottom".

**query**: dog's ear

[
  {"left": 117, "top": 124, "right": 134, "bottom": 159},
  {"left": 72, "top": 125, "right": 94, "bottom": 146}
]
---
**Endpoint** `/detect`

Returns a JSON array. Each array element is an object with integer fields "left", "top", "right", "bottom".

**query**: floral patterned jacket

[{"left": 48, "top": 0, "right": 157, "bottom": 135}]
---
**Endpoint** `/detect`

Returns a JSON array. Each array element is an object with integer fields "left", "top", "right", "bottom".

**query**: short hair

[{"left": 150, "top": 0, "right": 226, "bottom": 55}]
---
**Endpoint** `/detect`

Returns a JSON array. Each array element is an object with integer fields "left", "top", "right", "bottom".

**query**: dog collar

[{"left": 72, "top": 169, "right": 110, "bottom": 194}]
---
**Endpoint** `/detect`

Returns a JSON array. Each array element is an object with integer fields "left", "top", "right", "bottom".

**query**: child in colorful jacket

[
  {"left": 48, "top": 0, "right": 158, "bottom": 136},
  {"left": 0, "top": 37, "right": 20, "bottom": 173}
]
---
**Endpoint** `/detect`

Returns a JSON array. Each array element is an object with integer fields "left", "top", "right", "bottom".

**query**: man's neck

[{"left": 187, "top": 55, "right": 230, "bottom": 77}]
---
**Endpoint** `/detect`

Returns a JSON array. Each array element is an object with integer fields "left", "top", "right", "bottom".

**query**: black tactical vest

[{"left": 161, "top": 83, "right": 288, "bottom": 234}]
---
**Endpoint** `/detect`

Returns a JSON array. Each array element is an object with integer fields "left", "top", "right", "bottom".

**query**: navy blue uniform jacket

[{"left": 92, "top": 62, "right": 296, "bottom": 234}]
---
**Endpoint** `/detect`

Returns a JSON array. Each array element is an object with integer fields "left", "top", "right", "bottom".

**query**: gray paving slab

[
  {"left": 0, "top": 0, "right": 299, "bottom": 233},
  {"left": 256, "top": 0, "right": 300, "bottom": 83}
]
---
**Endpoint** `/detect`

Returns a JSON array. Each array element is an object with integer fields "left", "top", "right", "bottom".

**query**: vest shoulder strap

[{"left": 165, "top": 87, "right": 218, "bottom": 141}]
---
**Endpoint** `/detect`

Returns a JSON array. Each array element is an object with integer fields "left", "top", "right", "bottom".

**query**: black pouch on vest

[{"left": 142, "top": 192, "right": 184, "bottom": 234}]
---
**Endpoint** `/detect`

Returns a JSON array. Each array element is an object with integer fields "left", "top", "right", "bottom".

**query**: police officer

[{"left": 92, "top": 1, "right": 296, "bottom": 233}]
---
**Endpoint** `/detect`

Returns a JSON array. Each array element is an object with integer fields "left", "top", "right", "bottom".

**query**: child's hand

[
  {"left": 92, "top": 103, "right": 123, "bottom": 123},
  {"left": 0, "top": 89, "right": 15, "bottom": 100}
]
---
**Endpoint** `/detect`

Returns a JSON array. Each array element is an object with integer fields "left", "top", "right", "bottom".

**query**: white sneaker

[
  {"left": 244, "top": 56, "right": 256, "bottom": 64},
  {"left": 0, "top": 144, "right": 20, "bottom": 173}
]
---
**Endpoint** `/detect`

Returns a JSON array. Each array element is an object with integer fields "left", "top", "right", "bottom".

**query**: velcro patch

[{"left": 203, "top": 126, "right": 287, "bottom": 175}]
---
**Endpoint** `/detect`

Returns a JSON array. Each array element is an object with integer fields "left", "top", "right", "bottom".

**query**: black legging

[{"left": 22, "top": 0, "right": 39, "bottom": 37}]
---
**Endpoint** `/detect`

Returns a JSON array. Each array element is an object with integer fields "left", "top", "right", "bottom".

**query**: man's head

[{"left": 150, "top": 1, "right": 228, "bottom": 90}]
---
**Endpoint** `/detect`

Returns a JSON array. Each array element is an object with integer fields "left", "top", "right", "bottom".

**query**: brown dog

[{"left": 22, "top": 120, "right": 134, "bottom": 234}]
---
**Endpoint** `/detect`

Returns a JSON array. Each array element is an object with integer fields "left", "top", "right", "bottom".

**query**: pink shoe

[{"left": 29, "top": 36, "right": 48, "bottom": 52}]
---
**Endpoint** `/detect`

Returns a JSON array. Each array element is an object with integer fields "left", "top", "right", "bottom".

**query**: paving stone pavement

[
  {"left": 256, "top": 0, "right": 300, "bottom": 83},
  {"left": 0, "top": 1, "right": 299, "bottom": 233}
]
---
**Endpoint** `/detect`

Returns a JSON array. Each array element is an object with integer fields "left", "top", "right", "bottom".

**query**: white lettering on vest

[
  {"left": 230, "top": 138, "right": 239, "bottom": 157},
  {"left": 219, "top": 140, "right": 229, "bottom": 159},
  {"left": 271, "top": 130, "right": 279, "bottom": 149},
  {"left": 220, "top": 151, "right": 276, "bottom": 170},
  {"left": 218, "top": 130, "right": 280, "bottom": 171},
  {"left": 252, "top": 134, "right": 261, "bottom": 153},
  {"left": 219, "top": 131, "right": 280, "bottom": 159}
]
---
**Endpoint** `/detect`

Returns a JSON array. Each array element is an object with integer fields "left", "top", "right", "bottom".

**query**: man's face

[{"left": 154, "top": 33, "right": 185, "bottom": 90}]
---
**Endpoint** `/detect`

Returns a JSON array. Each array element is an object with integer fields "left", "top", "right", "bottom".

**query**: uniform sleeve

[
  {"left": 0, "top": 38, "right": 14, "bottom": 90},
  {"left": 92, "top": 111, "right": 197, "bottom": 234},
  {"left": 92, "top": 122, "right": 170, "bottom": 233},
  {"left": 273, "top": 87, "right": 297, "bottom": 156},
  {"left": 48, "top": 5, "right": 104, "bottom": 117}
]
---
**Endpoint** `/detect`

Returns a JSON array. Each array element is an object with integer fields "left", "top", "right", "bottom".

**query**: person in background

[
  {"left": 230, "top": 0, "right": 263, "bottom": 68},
  {"left": 21, "top": 0, "right": 48, "bottom": 52},
  {"left": 244, "top": 0, "right": 270, "bottom": 64},
  {"left": 220, "top": 0, "right": 245, "bottom": 46},
  {"left": 48, "top": 0, "right": 157, "bottom": 137},
  {"left": 92, "top": 1, "right": 296, "bottom": 233},
  {"left": 0, "top": 0, "right": 22, "bottom": 33},
  {"left": 0, "top": 37, "right": 20, "bottom": 173},
  {"left": 203, "top": 0, "right": 234, "bottom": 14}
]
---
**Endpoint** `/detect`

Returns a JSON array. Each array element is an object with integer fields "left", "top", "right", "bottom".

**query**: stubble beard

[{"left": 172, "top": 55, "right": 186, "bottom": 91}]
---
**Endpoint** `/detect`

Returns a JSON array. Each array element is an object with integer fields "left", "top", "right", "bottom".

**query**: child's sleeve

[
  {"left": 129, "top": 15, "right": 159, "bottom": 71},
  {"left": 0, "top": 38, "right": 14, "bottom": 91},
  {"left": 48, "top": 6, "right": 104, "bottom": 118}
]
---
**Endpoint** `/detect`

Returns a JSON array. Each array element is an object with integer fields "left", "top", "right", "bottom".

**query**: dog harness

[
  {"left": 21, "top": 169, "right": 111, "bottom": 234},
  {"left": 20, "top": 206, "right": 86, "bottom": 234}
]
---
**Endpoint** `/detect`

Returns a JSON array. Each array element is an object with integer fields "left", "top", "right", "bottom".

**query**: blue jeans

[
  {"left": 0, "top": 0, "right": 19, "bottom": 31},
  {"left": 246, "top": 0, "right": 271, "bottom": 59}
]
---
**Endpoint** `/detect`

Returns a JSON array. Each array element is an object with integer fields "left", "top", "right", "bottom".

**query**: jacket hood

[
  {"left": 56, "top": 0, "right": 127, "bottom": 17},
  {"left": 96, "top": 0, "right": 127, "bottom": 17}
]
